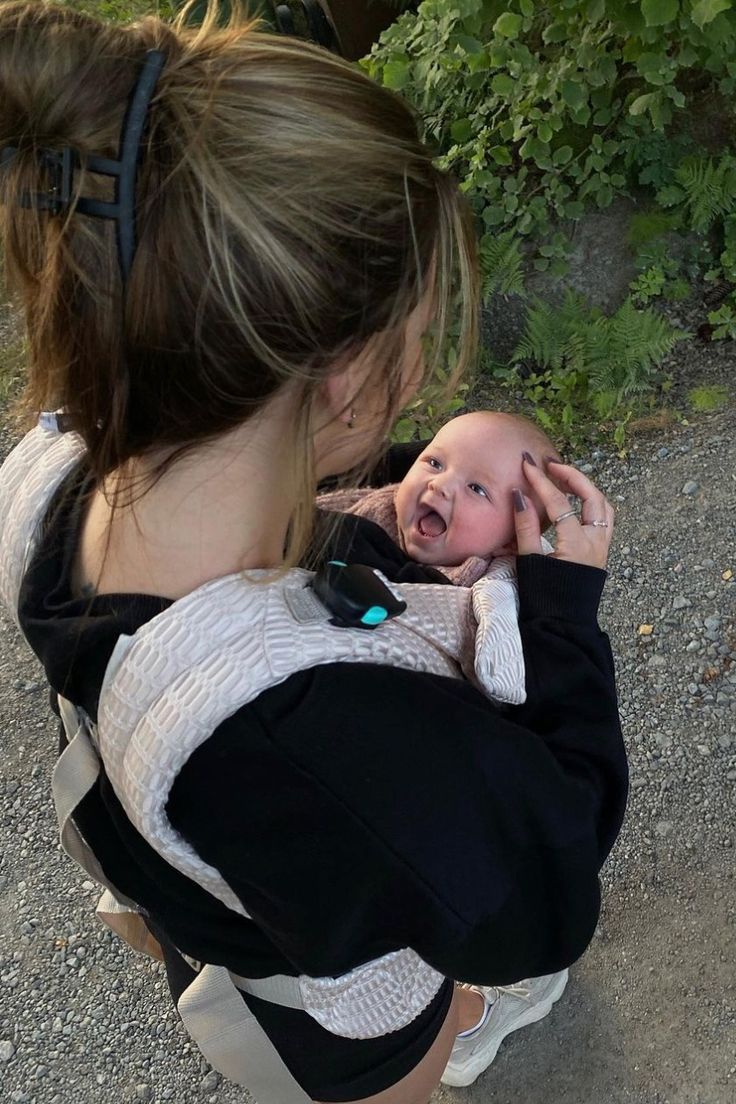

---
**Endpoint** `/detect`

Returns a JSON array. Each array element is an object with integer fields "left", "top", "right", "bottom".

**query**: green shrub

[{"left": 364, "top": 1, "right": 736, "bottom": 443}]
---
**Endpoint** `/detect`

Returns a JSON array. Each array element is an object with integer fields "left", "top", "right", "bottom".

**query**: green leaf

[
  {"left": 494, "top": 12, "right": 522, "bottom": 38},
  {"left": 691, "top": 0, "right": 732, "bottom": 29},
  {"left": 637, "top": 52, "right": 669, "bottom": 85},
  {"left": 382, "top": 60, "right": 411, "bottom": 90},
  {"left": 519, "top": 135, "right": 550, "bottom": 162},
  {"left": 553, "top": 145, "right": 574, "bottom": 166},
  {"left": 642, "top": 0, "right": 679, "bottom": 25},
  {"left": 454, "top": 35, "right": 484, "bottom": 54},
  {"left": 393, "top": 419, "right": 416, "bottom": 443},
  {"left": 520, "top": 0, "right": 535, "bottom": 15},
  {"left": 629, "top": 92, "right": 658, "bottom": 116},
  {"left": 538, "top": 121, "right": 553, "bottom": 143},
  {"left": 549, "top": 258, "right": 570, "bottom": 277},
  {"left": 572, "top": 104, "right": 592, "bottom": 126},
  {"left": 593, "top": 107, "right": 613, "bottom": 125},
  {"left": 656, "top": 184, "right": 686, "bottom": 206},
  {"left": 451, "top": 119, "right": 473, "bottom": 142},
  {"left": 561, "top": 80, "right": 587, "bottom": 109},
  {"left": 542, "top": 22, "right": 567, "bottom": 43},
  {"left": 490, "top": 145, "right": 513, "bottom": 165},
  {"left": 483, "top": 205, "right": 507, "bottom": 226},
  {"left": 564, "top": 200, "right": 585, "bottom": 219},
  {"left": 491, "top": 73, "right": 516, "bottom": 97}
]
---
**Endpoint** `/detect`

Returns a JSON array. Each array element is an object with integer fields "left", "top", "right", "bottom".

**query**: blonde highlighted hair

[{"left": 0, "top": 0, "right": 479, "bottom": 568}]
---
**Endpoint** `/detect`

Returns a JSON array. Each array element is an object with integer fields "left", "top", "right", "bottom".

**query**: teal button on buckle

[{"left": 361, "top": 606, "right": 388, "bottom": 626}]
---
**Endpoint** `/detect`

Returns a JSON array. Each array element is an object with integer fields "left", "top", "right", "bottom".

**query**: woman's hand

[{"left": 513, "top": 457, "right": 614, "bottom": 570}]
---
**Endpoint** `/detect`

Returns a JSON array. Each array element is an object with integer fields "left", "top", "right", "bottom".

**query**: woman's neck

[{"left": 76, "top": 396, "right": 302, "bottom": 600}]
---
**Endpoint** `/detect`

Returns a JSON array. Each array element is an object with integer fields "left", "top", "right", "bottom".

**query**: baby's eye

[
  {"left": 469, "top": 482, "right": 489, "bottom": 498},
  {"left": 424, "top": 456, "right": 442, "bottom": 470}
]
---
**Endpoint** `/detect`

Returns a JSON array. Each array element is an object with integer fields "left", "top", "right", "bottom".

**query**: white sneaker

[{"left": 441, "top": 969, "right": 569, "bottom": 1088}]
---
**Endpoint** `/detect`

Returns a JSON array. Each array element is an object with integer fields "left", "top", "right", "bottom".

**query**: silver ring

[
  {"left": 552, "top": 509, "right": 578, "bottom": 525},
  {"left": 587, "top": 520, "right": 609, "bottom": 528}
]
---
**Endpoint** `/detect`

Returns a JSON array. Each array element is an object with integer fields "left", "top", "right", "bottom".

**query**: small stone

[
  {"left": 672, "top": 596, "right": 691, "bottom": 610},
  {"left": 201, "top": 1071, "right": 221, "bottom": 1091},
  {"left": 657, "top": 447, "right": 669, "bottom": 459},
  {"left": 0, "top": 1039, "right": 16, "bottom": 1062},
  {"left": 135, "top": 1085, "right": 152, "bottom": 1102},
  {"left": 704, "top": 616, "right": 721, "bottom": 631},
  {"left": 682, "top": 481, "right": 699, "bottom": 495}
]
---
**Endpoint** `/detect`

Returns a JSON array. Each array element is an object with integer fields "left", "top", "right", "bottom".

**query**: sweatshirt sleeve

[{"left": 168, "top": 557, "right": 627, "bottom": 986}]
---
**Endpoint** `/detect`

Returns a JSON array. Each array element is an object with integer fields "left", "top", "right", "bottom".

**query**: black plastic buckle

[{"left": 311, "top": 561, "right": 407, "bottom": 630}]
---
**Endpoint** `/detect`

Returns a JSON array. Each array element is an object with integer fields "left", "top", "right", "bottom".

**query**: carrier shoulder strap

[{"left": 0, "top": 420, "right": 86, "bottom": 623}]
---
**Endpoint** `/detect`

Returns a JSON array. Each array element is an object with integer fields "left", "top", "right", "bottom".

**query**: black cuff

[{"left": 517, "top": 554, "right": 607, "bottom": 623}]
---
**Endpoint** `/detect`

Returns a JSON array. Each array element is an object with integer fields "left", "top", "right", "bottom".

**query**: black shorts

[{"left": 145, "top": 918, "right": 453, "bottom": 1102}]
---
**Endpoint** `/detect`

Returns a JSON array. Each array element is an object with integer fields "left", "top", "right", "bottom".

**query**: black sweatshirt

[{"left": 16, "top": 443, "right": 628, "bottom": 1095}]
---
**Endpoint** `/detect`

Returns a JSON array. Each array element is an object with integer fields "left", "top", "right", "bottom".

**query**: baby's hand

[{"left": 512, "top": 458, "right": 613, "bottom": 570}]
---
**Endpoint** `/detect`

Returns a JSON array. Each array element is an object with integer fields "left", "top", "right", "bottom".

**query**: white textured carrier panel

[{"left": 0, "top": 422, "right": 85, "bottom": 624}]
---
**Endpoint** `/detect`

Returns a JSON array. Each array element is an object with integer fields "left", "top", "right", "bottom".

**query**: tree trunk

[{"left": 318, "top": 1, "right": 402, "bottom": 60}]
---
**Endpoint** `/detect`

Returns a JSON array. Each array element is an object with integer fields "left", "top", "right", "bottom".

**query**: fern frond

[
  {"left": 606, "top": 299, "right": 683, "bottom": 394},
  {"left": 479, "top": 232, "right": 526, "bottom": 300},
  {"left": 676, "top": 155, "right": 736, "bottom": 232}
]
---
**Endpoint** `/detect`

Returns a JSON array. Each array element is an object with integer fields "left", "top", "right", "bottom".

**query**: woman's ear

[{"left": 319, "top": 340, "right": 373, "bottom": 424}]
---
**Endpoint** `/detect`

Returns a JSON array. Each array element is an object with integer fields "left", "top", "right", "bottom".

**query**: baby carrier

[{"left": 0, "top": 416, "right": 528, "bottom": 1103}]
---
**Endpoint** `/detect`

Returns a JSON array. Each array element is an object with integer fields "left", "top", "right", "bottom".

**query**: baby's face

[{"left": 395, "top": 414, "right": 545, "bottom": 566}]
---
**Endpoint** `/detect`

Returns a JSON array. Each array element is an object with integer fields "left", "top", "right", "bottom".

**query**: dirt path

[{"left": 0, "top": 295, "right": 734, "bottom": 1103}]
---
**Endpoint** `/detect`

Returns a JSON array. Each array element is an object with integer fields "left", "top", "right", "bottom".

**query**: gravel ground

[{"left": 1, "top": 298, "right": 735, "bottom": 1103}]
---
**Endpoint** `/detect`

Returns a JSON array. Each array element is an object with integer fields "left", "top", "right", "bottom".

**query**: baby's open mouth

[{"left": 417, "top": 508, "right": 446, "bottom": 538}]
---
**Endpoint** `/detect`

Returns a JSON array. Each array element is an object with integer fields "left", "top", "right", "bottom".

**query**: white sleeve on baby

[
  {"left": 465, "top": 538, "right": 553, "bottom": 707},
  {"left": 469, "top": 555, "right": 525, "bottom": 706}
]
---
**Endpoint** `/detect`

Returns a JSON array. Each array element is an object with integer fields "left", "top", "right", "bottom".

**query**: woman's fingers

[
  {"left": 512, "top": 487, "right": 543, "bottom": 556},
  {"left": 520, "top": 457, "right": 614, "bottom": 570}
]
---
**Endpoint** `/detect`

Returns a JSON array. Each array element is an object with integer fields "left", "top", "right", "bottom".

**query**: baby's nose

[{"left": 428, "top": 474, "right": 450, "bottom": 497}]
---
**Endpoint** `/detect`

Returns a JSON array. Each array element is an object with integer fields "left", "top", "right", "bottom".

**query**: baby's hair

[{"left": 0, "top": 0, "right": 479, "bottom": 570}]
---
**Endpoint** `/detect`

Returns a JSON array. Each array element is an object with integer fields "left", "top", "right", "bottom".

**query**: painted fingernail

[
  {"left": 522, "top": 451, "right": 536, "bottom": 466},
  {"left": 513, "top": 488, "right": 527, "bottom": 512}
]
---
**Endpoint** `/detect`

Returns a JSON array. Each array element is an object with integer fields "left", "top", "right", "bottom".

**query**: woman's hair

[{"left": 0, "top": 0, "right": 479, "bottom": 569}]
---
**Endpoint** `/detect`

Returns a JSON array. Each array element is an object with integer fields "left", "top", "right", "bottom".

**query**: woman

[{"left": 0, "top": 3, "right": 627, "bottom": 1102}]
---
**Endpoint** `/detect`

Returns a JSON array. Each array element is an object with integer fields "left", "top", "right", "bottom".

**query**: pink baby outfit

[{"left": 316, "top": 484, "right": 492, "bottom": 586}]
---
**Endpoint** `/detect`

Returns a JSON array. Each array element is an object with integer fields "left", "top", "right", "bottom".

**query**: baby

[{"left": 318, "top": 410, "right": 560, "bottom": 586}]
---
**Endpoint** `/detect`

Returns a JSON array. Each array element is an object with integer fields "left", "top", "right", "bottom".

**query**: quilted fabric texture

[{"left": 0, "top": 421, "right": 85, "bottom": 623}]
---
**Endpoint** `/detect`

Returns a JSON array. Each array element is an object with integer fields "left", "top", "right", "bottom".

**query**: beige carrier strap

[
  {"left": 177, "top": 966, "right": 311, "bottom": 1103},
  {"left": 52, "top": 694, "right": 315, "bottom": 1103},
  {"left": 53, "top": 697, "right": 140, "bottom": 911}
]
